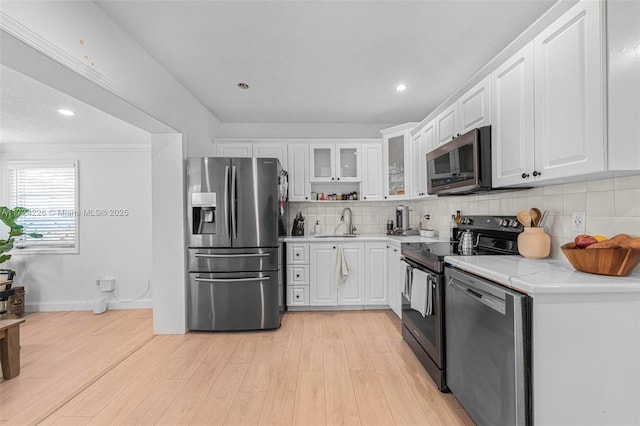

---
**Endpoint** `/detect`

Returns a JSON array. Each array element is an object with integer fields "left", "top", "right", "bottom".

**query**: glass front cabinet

[
  {"left": 380, "top": 123, "right": 417, "bottom": 199},
  {"left": 310, "top": 144, "right": 361, "bottom": 182}
]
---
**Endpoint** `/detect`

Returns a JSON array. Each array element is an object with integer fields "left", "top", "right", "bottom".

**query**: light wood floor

[{"left": 1, "top": 310, "right": 473, "bottom": 426}]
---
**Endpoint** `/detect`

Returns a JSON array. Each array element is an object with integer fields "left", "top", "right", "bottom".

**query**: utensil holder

[{"left": 517, "top": 227, "right": 551, "bottom": 259}]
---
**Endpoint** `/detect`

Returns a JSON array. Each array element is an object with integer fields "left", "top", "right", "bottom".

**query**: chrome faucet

[{"left": 340, "top": 207, "right": 356, "bottom": 235}]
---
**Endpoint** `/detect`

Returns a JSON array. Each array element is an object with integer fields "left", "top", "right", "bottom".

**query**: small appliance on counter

[
  {"left": 391, "top": 205, "right": 418, "bottom": 236},
  {"left": 291, "top": 211, "right": 305, "bottom": 236}
]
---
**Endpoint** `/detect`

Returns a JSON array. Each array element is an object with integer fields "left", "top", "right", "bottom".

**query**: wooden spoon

[
  {"left": 517, "top": 210, "right": 531, "bottom": 227},
  {"left": 530, "top": 208, "right": 542, "bottom": 227}
]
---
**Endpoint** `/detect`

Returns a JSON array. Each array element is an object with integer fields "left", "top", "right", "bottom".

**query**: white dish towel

[
  {"left": 334, "top": 245, "right": 350, "bottom": 287},
  {"left": 410, "top": 268, "right": 431, "bottom": 317},
  {"left": 400, "top": 260, "right": 412, "bottom": 298}
]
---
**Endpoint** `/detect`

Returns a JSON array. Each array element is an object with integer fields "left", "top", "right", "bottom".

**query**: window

[{"left": 7, "top": 160, "right": 79, "bottom": 252}]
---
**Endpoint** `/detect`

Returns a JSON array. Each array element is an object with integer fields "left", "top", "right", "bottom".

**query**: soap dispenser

[{"left": 314, "top": 220, "right": 321, "bottom": 235}]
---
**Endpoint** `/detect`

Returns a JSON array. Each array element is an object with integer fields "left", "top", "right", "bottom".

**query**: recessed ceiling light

[
  {"left": 57, "top": 109, "right": 75, "bottom": 116},
  {"left": 395, "top": 84, "right": 407, "bottom": 92},
  {"left": 237, "top": 83, "right": 250, "bottom": 90}
]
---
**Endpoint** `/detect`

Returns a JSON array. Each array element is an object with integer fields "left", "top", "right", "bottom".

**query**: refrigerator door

[
  {"left": 231, "top": 158, "right": 279, "bottom": 248},
  {"left": 188, "top": 271, "right": 280, "bottom": 331},
  {"left": 188, "top": 157, "right": 232, "bottom": 247}
]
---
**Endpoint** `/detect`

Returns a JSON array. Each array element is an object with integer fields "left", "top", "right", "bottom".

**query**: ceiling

[
  {"left": 96, "top": 0, "right": 556, "bottom": 124},
  {"left": 0, "top": 64, "right": 150, "bottom": 145}
]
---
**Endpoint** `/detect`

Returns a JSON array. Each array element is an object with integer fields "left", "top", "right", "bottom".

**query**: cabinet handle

[
  {"left": 331, "top": 177, "right": 335, "bottom": 181},
  {"left": 337, "top": 177, "right": 340, "bottom": 181},
  {"left": 364, "top": 197, "right": 367, "bottom": 200},
  {"left": 521, "top": 173, "right": 530, "bottom": 179},
  {"left": 296, "top": 274, "right": 300, "bottom": 278},
  {"left": 384, "top": 196, "right": 388, "bottom": 199},
  {"left": 296, "top": 253, "right": 300, "bottom": 257},
  {"left": 386, "top": 245, "right": 389, "bottom": 248},
  {"left": 533, "top": 170, "right": 541, "bottom": 177},
  {"left": 333, "top": 246, "right": 336, "bottom": 249},
  {"left": 305, "top": 196, "right": 308, "bottom": 200},
  {"left": 394, "top": 249, "right": 398, "bottom": 252}
]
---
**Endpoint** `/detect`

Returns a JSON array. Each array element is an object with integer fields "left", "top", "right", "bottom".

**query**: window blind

[{"left": 7, "top": 162, "right": 78, "bottom": 250}]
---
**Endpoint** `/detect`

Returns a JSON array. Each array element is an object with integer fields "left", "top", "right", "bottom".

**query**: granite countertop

[
  {"left": 444, "top": 255, "right": 640, "bottom": 295},
  {"left": 283, "top": 234, "right": 444, "bottom": 244}
]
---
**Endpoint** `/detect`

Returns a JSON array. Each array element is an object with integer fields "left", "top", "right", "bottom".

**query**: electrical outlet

[{"left": 572, "top": 211, "right": 586, "bottom": 233}]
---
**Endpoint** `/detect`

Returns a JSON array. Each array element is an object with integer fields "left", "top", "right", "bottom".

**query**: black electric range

[{"left": 402, "top": 215, "right": 523, "bottom": 273}]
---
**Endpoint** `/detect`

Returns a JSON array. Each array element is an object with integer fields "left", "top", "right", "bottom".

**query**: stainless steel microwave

[{"left": 426, "top": 126, "right": 492, "bottom": 196}]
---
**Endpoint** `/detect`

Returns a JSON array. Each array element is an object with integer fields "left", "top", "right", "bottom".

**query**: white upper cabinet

[
  {"left": 310, "top": 144, "right": 361, "bottom": 182},
  {"left": 457, "top": 75, "right": 491, "bottom": 134},
  {"left": 253, "top": 142, "right": 288, "bottom": 170},
  {"left": 287, "top": 144, "right": 310, "bottom": 201},
  {"left": 533, "top": 0, "right": 605, "bottom": 181},
  {"left": 411, "top": 121, "right": 433, "bottom": 197},
  {"left": 434, "top": 104, "right": 458, "bottom": 146},
  {"left": 492, "top": 43, "right": 535, "bottom": 187},
  {"left": 360, "top": 143, "right": 384, "bottom": 201},
  {"left": 381, "top": 123, "right": 417, "bottom": 200},
  {"left": 213, "top": 142, "right": 253, "bottom": 157}
]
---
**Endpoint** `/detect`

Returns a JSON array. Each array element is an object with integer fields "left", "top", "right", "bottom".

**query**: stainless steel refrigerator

[{"left": 187, "top": 157, "right": 286, "bottom": 331}]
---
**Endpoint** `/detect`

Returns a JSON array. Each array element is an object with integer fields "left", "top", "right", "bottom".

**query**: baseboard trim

[{"left": 26, "top": 299, "right": 152, "bottom": 312}]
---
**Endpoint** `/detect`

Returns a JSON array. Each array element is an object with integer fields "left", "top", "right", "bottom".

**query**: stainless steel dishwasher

[{"left": 445, "top": 266, "right": 531, "bottom": 426}]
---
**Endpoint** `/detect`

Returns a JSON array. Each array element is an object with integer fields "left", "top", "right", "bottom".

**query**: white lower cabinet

[
  {"left": 364, "top": 242, "right": 388, "bottom": 305},
  {"left": 337, "top": 243, "right": 365, "bottom": 305},
  {"left": 289, "top": 240, "right": 392, "bottom": 309},
  {"left": 387, "top": 243, "right": 402, "bottom": 318},
  {"left": 309, "top": 243, "right": 338, "bottom": 306}
]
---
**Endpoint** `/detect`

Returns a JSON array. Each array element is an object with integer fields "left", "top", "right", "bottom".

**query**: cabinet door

[
  {"left": 287, "top": 144, "right": 310, "bottom": 201},
  {"left": 214, "top": 142, "right": 253, "bottom": 157},
  {"left": 365, "top": 242, "right": 388, "bottom": 305},
  {"left": 384, "top": 133, "right": 411, "bottom": 199},
  {"left": 253, "top": 143, "right": 288, "bottom": 170},
  {"left": 387, "top": 244, "right": 402, "bottom": 318},
  {"left": 458, "top": 75, "right": 491, "bottom": 134},
  {"left": 336, "top": 145, "right": 361, "bottom": 182},
  {"left": 361, "top": 143, "right": 383, "bottom": 201},
  {"left": 411, "top": 131, "right": 427, "bottom": 197},
  {"left": 309, "top": 243, "right": 337, "bottom": 306},
  {"left": 533, "top": 0, "right": 605, "bottom": 180},
  {"left": 310, "top": 145, "right": 335, "bottom": 182},
  {"left": 435, "top": 104, "right": 458, "bottom": 146},
  {"left": 337, "top": 243, "right": 365, "bottom": 305},
  {"left": 492, "top": 43, "right": 535, "bottom": 187}
]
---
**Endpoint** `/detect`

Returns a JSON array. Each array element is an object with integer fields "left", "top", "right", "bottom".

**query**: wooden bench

[{"left": 0, "top": 319, "right": 25, "bottom": 380}]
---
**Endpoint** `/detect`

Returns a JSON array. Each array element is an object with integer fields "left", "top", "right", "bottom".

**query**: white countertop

[
  {"left": 444, "top": 255, "right": 640, "bottom": 295},
  {"left": 283, "top": 234, "right": 444, "bottom": 244}
]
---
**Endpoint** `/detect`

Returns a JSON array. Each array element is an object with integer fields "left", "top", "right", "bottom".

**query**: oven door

[{"left": 401, "top": 259, "right": 445, "bottom": 368}]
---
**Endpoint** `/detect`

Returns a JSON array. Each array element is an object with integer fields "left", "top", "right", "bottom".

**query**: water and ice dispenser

[{"left": 192, "top": 192, "right": 217, "bottom": 234}]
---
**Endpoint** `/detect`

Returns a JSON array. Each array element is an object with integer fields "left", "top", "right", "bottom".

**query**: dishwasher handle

[{"left": 447, "top": 278, "right": 506, "bottom": 315}]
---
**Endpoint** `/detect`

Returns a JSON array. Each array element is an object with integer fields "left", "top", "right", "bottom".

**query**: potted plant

[{"left": 0, "top": 207, "right": 42, "bottom": 318}]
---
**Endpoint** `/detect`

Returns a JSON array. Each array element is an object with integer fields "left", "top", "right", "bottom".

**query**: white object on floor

[
  {"left": 334, "top": 245, "right": 350, "bottom": 287},
  {"left": 93, "top": 296, "right": 107, "bottom": 314}
]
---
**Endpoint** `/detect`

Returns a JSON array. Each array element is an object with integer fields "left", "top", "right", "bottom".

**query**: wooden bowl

[{"left": 561, "top": 242, "right": 640, "bottom": 276}]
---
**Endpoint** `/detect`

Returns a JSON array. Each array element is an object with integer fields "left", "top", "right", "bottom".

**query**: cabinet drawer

[
  {"left": 287, "top": 286, "right": 309, "bottom": 306},
  {"left": 287, "top": 244, "right": 309, "bottom": 264},
  {"left": 287, "top": 265, "right": 309, "bottom": 285}
]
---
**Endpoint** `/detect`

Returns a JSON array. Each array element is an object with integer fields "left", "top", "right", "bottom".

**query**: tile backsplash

[{"left": 289, "top": 175, "right": 640, "bottom": 259}]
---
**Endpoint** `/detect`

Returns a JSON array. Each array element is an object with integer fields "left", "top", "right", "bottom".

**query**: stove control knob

[
  {"left": 498, "top": 218, "right": 507, "bottom": 227},
  {"left": 464, "top": 217, "right": 473, "bottom": 225},
  {"left": 509, "top": 219, "right": 519, "bottom": 228}
]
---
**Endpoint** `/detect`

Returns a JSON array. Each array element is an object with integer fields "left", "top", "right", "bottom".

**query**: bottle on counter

[
  {"left": 455, "top": 210, "right": 462, "bottom": 225},
  {"left": 314, "top": 220, "right": 322, "bottom": 235},
  {"left": 450, "top": 214, "right": 458, "bottom": 241}
]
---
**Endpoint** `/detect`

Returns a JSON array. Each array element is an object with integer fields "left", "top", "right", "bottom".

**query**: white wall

[{"left": 1, "top": 143, "right": 153, "bottom": 311}]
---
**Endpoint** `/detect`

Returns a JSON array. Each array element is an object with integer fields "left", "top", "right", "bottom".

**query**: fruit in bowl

[{"left": 562, "top": 234, "right": 640, "bottom": 276}]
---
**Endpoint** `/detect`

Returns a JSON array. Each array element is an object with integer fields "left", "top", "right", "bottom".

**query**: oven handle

[{"left": 447, "top": 277, "right": 505, "bottom": 314}]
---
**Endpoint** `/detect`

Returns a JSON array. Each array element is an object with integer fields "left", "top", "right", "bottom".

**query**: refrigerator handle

[
  {"left": 194, "top": 276, "right": 271, "bottom": 283},
  {"left": 195, "top": 253, "right": 269, "bottom": 258},
  {"left": 224, "top": 165, "right": 230, "bottom": 238},
  {"left": 231, "top": 165, "right": 237, "bottom": 239}
]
